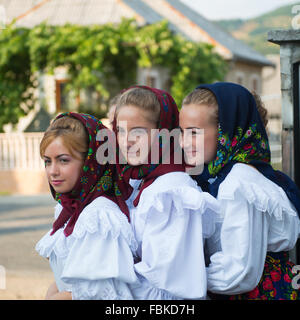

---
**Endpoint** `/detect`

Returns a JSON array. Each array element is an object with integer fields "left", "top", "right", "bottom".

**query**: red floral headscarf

[
  {"left": 49, "top": 112, "right": 129, "bottom": 237},
  {"left": 112, "top": 86, "right": 185, "bottom": 207}
]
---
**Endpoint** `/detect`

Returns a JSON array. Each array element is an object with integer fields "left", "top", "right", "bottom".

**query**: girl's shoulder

[
  {"left": 37, "top": 196, "right": 137, "bottom": 259},
  {"left": 73, "top": 196, "right": 136, "bottom": 248},
  {"left": 221, "top": 163, "right": 284, "bottom": 191},
  {"left": 137, "top": 171, "right": 221, "bottom": 238},
  {"left": 147, "top": 171, "right": 198, "bottom": 192},
  {"left": 83, "top": 196, "right": 122, "bottom": 212},
  {"left": 140, "top": 171, "right": 212, "bottom": 212},
  {"left": 54, "top": 196, "right": 121, "bottom": 220},
  {"left": 218, "top": 163, "right": 298, "bottom": 220}
]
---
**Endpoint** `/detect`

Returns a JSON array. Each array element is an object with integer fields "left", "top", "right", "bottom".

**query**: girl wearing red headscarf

[
  {"left": 36, "top": 112, "right": 137, "bottom": 300},
  {"left": 113, "top": 86, "right": 220, "bottom": 299}
]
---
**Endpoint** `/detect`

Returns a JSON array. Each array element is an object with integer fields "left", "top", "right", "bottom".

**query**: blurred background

[{"left": 0, "top": 0, "right": 298, "bottom": 299}]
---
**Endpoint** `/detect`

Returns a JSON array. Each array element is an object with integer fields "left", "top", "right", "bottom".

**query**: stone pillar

[{"left": 268, "top": 30, "right": 300, "bottom": 263}]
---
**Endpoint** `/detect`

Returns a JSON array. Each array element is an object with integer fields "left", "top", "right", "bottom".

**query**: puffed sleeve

[
  {"left": 129, "top": 173, "right": 221, "bottom": 300},
  {"left": 60, "top": 198, "right": 138, "bottom": 300},
  {"left": 207, "top": 164, "right": 299, "bottom": 295},
  {"left": 207, "top": 196, "right": 269, "bottom": 294}
]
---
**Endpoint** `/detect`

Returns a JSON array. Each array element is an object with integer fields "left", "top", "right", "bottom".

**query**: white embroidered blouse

[
  {"left": 36, "top": 196, "right": 138, "bottom": 300},
  {"left": 206, "top": 163, "right": 300, "bottom": 295},
  {"left": 126, "top": 171, "right": 221, "bottom": 300}
]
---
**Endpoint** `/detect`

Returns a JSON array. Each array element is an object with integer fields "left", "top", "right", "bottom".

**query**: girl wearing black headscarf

[{"left": 180, "top": 82, "right": 300, "bottom": 300}]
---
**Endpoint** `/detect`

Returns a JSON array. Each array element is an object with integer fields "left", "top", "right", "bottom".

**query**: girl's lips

[
  {"left": 51, "top": 180, "right": 64, "bottom": 186},
  {"left": 185, "top": 151, "right": 198, "bottom": 157}
]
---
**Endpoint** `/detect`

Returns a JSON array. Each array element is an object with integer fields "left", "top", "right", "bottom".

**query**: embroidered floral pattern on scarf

[
  {"left": 208, "top": 123, "right": 270, "bottom": 176},
  {"left": 195, "top": 82, "right": 300, "bottom": 300},
  {"left": 195, "top": 82, "right": 300, "bottom": 216},
  {"left": 112, "top": 86, "right": 185, "bottom": 207},
  {"left": 50, "top": 112, "right": 129, "bottom": 237}
]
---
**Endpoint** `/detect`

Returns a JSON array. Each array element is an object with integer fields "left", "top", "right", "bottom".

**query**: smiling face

[
  {"left": 43, "top": 137, "right": 84, "bottom": 193},
  {"left": 179, "top": 103, "right": 218, "bottom": 166},
  {"left": 116, "top": 105, "right": 157, "bottom": 166}
]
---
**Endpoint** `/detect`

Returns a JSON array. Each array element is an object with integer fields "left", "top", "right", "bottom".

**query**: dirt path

[{"left": 0, "top": 195, "right": 56, "bottom": 300}]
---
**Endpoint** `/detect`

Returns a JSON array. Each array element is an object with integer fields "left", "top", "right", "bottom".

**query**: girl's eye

[
  {"left": 184, "top": 129, "right": 196, "bottom": 136},
  {"left": 60, "top": 158, "right": 69, "bottom": 164},
  {"left": 130, "top": 128, "right": 147, "bottom": 135},
  {"left": 117, "top": 127, "right": 126, "bottom": 135},
  {"left": 44, "top": 159, "right": 50, "bottom": 166},
  {"left": 190, "top": 129, "right": 202, "bottom": 135}
]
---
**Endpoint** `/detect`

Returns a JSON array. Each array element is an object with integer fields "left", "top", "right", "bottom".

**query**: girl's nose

[
  {"left": 180, "top": 132, "right": 190, "bottom": 149},
  {"left": 49, "top": 162, "right": 60, "bottom": 176},
  {"left": 127, "top": 132, "right": 139, "bottom": 147}
]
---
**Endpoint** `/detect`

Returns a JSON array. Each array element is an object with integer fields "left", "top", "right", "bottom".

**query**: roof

[
  {"left": 1, "top": 0, "right": 142, "bottom": 27},
  {"left": 0, "top": 0, "right": 273, "bottom": 67},
  {"left": 122, "top": 0, "right": 184, "bottom": 36}
]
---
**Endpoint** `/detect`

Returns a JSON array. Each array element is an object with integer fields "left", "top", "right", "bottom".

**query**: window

[
  {"left": 137, "top": 67, "right": 162, "bottom": 89},
  {"left": 55, "top": 80, "right": 78, "bottom": 112},
  {"left": 235, "top": 72, "right": 245, "bottom": 86},
  {"left": 252, "top": 78, "right": 258, "bottom": 91},
  {"left": 250, "top": 74, "right": 260, "bottom": 93},
  {"left": 146, "top": 75, "right": 157, "bottom": 88}
]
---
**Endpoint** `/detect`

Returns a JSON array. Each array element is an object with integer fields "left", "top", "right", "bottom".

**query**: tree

[
  {"left": 0, "top": 24, "right": 35, "bottom": 131},
  {"left": 0, "top": 19, "right": 226, "bottom": 131}
]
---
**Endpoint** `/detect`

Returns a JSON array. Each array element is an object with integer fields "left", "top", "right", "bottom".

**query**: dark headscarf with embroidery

[
  {"left": 194, "top": 82, "right": 300, "bottom": 216},
  {"left": 49, "top": 112, "right": 129, "bottom": 237}
]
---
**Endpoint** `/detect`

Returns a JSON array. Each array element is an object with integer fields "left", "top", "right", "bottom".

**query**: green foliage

[
  {"left": 0, "top": 24, "right": 35, "bottom": 131},
  {"left": 170, "top": 38, "right": 227, "bottom": 104},
  {"left": 0, "top": 18, "right": 226, "bottom": 130}
]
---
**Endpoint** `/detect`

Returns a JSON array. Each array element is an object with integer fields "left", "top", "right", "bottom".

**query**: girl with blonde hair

[
  {"left": 36, "top": 112, "right": 137, "bottom": 300},
  {"left": 180, "top": 82, "right": 300, "bottom": 300}
]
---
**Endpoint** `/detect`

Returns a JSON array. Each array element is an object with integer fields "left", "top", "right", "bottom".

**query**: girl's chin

[
  {"left": 127, "top": 160, "right": 147, "bottom": 166},
  {"left": 183, "top": 156, "right": 197, "bottom": 167},
  {"left": 50, "top": 184, "right": 72, "bottom": 194},
  {"left": 126, "top": 155, "right": 149, "bottom": 166}
]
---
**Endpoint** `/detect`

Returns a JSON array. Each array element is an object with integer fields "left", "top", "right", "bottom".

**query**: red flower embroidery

[
  {"left": 262, "top": 278, "right": 274, "bottom": 291},
  {"left": 231, "top": 137, "right": 238, "bottom": 147},
  {"left": 243, "top": 143, "right": 252, "bottom": 150},
  {"left": 248, "top": 287, "right": 259, "bottom": 299},
  {"left": 270, "top": 271, "right": 281, "bottom": 282},
  {"left": 284, "top": 273, "right": 292, "bottom": 283}
]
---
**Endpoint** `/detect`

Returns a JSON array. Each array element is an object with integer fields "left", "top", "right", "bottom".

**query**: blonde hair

[
  {"left": 251, "top": 91, "right": 268, "bottom": 128},
  {"left": 182, "top": 88, "right": 268, "bottom": 128},
  {"left": 116, "top": 87, "right": 161, "bottom": 125},
  {"left": 40, "top": 116, "right": 89, "bottom": 160},
  {"left": 182, "top": 88, "right": 218, "bottom": 125}
]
